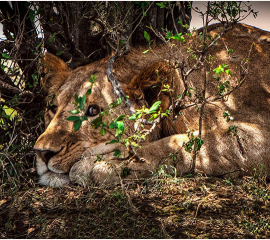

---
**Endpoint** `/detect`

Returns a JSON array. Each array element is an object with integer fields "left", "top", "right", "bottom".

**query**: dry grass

[{"left": 1, "top": 169, "right": 270, "bottom": 238}]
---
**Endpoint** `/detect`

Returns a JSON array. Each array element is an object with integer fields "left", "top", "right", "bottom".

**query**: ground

[{"left": 1, "top": 170, "right": 270, "bottom": 239}]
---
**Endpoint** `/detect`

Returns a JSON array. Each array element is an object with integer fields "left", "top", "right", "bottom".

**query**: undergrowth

[{"left": 1, "top": 162, "right": 270, "bottom": 238}]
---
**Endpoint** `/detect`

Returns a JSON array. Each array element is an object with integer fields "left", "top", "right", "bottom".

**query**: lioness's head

[
  {"left": 34, "top": 53, "right": 131, "bottom": 187},
  {"left": 34, "top": 52, "right": 179, "bottom": 187}
]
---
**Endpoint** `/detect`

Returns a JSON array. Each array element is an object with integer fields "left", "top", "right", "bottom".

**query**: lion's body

[{"left": 34, "top": 23, "right": 270, "bottom": 187}]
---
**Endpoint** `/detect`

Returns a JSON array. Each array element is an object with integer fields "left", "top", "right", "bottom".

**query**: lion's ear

[
  {"left": 41, "top": 52, "right": 71, "bottom": 93},
  {"left": 126, "top": 62, "right": 172, "bottom": 108}
]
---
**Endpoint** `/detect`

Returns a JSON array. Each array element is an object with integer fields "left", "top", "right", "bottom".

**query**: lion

[{"left": 34, "top": 23, "right": 270, "bottom": 187}]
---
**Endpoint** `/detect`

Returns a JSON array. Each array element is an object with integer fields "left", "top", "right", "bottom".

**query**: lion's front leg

[
  {"left": 137, "top": 134, "right": 193, "bottom": 176},
  {"left": 69, "top": 134, "right": 192, "bottom": 186},
  {"left": 69, "top": 142, "right": 155, "bottom": 186}
]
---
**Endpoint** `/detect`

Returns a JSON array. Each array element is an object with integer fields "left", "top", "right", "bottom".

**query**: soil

[{"left": 1, "top": 173, "right": 270, "bottom": 238}]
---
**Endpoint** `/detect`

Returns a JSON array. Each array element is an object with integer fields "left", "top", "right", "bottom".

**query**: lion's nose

[{"left": 35, "top": 150, "right": 57, "bottom": 165}]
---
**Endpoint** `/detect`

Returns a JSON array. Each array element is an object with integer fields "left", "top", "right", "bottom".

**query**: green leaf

[
  {"left": 221, "top": 64, "right": 229, "bottom": 69},
  {"left": 122, "top": 167, "right": 131, "bottom": 177},
  {"left": 49, "top": 33, "right": 56, "bottom": 43},
  {"left": 128, "top": 115, "right": 137, "bottom": 120},
  {"left": 86, "top": 88, "right": 92, "bottom": 95},
  {"left": 114, "top": 149, "right": 121, "bottom": 157},
  {"left": 115, "top": 129, "right": 122, "bottom": 137},
  {"left": 81, "top": 116, "right": 88, "bottom": 121},
  {"left": 117, "top": 121, "right": 124, "bottom": 131},
  {"left": 116, "top": 115, "right": 126, "bottom": 121},
  {"left": 78, "top": 95, "right": 86, "bottom": 110},
  {"left": 171, "top": 33, "right": 185, "bottom": 42},
  {"left": 119, "top": 40, "right": 125, "bottom": 48},
  {"left": 89, "top": 75, "right": 97, "bottom": 83},
  {"left": 56, "top": 50, "right": 63, "bottom": 56},
  {"left": 75, "top": 94, "right": 79, "bottom": 103},
  {"left": 91, "top": 116, "right": 103, "bottom": 128},
  {"left": 225, "top": 69, "right": 232, "bottom": 76},
  {"left": 108, "top": 139, "right": 119, "bottom": 144},
  {"left": 149, "top": 101, "right": 161, "bottom": 113},
  {"left": 36, "top": 41, "right": 43, "bottom": 49},
  {"left": 74, "top": 120, "right": 82, "bottom": 132},
  {"left": 109, "top": 121, "right": 118, "bottom": 129},
  {"left": 2, "top": 53, "right": 10, "bottom": 59},
  {"left": 70, "top": 109, "right": 79, "bottom": 114},
  {"left": 151, "top": 113, "right": 158, "bottom": 119},
  {"left": 67, "top": 116, "right": 80, "bottom": 122},
  {"left": 142, "top": 49, "right": 149, "bottom": 54},
  {"left": 100, "top": 127, "right": 106, "bottom": 136},
  {"left": 49, "top": 94, "right": 55, "bottom": 107},
  {"left": 144, "top": 31, "right": 150, "bottom": 43},
  {"left": 156, "top": 2, "right": 166, "bottom": 8},
  {"left": 166, "top": 31, "right": 173, "bottom": 40},
  {"left": 109, "top": 98, "right": 122, "bottom": 109},
  {"left": 104, "top": 109, "right": 109, "bottom": 116},
  {"left": 223, "top": 111, "right": 229, "bottom": 118},
  {"left": 195, "top": 137, "right": 204, "bottom": 151},
  {"left": 28, "top": 9, "right": 35, "bottom": 22},
  {"left": 32, "top": 73, "right": 38, "bottom": 82}
]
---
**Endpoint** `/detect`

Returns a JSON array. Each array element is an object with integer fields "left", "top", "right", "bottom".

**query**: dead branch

[
  {"left": 0, "top": 80, "right": 34, "bottom": 102},
  {"left": 107, "top": 54, "right": 135, "bottom": 115}
]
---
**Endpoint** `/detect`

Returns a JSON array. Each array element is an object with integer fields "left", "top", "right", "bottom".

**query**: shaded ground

[{"left": 1, "top": 172, "right": 270, "bottom": 238}]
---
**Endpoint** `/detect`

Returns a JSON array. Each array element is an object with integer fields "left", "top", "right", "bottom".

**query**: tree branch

[{"left": 107, "top": 53, "right": 135, "bottom": 115}]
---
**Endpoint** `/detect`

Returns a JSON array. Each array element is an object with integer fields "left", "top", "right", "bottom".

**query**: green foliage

[
  {"left": 156, "top": 2, "right": 167, "bottom": 9},
  {"left": 28, "top": 9, "right": 35, "bottom": 22},
  {"left": 109, "top": 98, "right": 122, "bottom": 109},
  {"left": 213, "top": 65, "right": 232, "bottom": 96},
  {"left": 144, "top": 31, "right": 151, "bottom": 44},
  {"left": 113, "top": 149, "right": 121, "bottom": 157},
  {"left": 2, "top": 53, "right": 10, "bottom": 59},
  {"left": 165, "top": 31, "right": 185, "bottom": 42},
  {"left": 153, "top": 164, "right": 177, "bottom": 180},
  {"left": 67, "top": 94, "right": 88, "bottom": 132},
  {"left": 111, "top": 191, "right": 124, "bottom": 200},
  {"left": 91, "top": 114, "right": 104, "bottom": 128},
  {"left": 109, "top": 115, "right": 126, "bottom": 140},
  {"left": 122, "top": 167, "right": 131, "bottom": 177},
  {"left": 49, "top": 33, "right": 56, "bottom": 43},
  {"left": 67, "top": 75, "right": 97, "bottom": 131},
  {"left": 56, "top": 50, "right": 64, "bottom": 56},
  {"left": 129, "top": 101, "right": 162, "bottom": 121},
  {"left": 134, "top": 1, "right": 150, "bottom": 16},
  {"left": 184, "top": 130, "right": 204, "bottom": 153},
  {"left": 94, "top": 154, "right": 103, "bottom": 163},
  {"left": 228, "top": 125, "right": 238, "bottom": 136},
  {"left": 142, "top": 49, "right": 149, "bottom": 54},
  {"left": 213, "top": 64, "right": 229, "bottom": 75},
  {"left": 178, "top": 20, "right": 190, "bottom": 30},
  {"left": 223, "top": 111, "right": 234, "bottom": 122},
  {"left": 86, "top": 75, "right": 97, "bottom": 95}
]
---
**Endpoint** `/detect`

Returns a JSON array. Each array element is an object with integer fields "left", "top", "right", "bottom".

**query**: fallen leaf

[
  {"left": 0, "top": 199, "right": 7, "bottom": 206},
  {"left": 27, "top": 228, "right": 35, "bottom": 234}
]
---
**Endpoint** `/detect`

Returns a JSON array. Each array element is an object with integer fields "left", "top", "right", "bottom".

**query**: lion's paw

[{"left": 90, "top": 162, "right": 120, "bottom": 186}]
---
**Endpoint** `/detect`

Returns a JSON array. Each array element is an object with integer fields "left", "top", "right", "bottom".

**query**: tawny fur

[{"left": 34, "top": 23, "right": 270, "bottom": 187}]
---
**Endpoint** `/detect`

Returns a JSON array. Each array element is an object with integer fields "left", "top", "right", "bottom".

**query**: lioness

[{"left": 34, "top": 23, "right": 270, "bottom": 187}]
